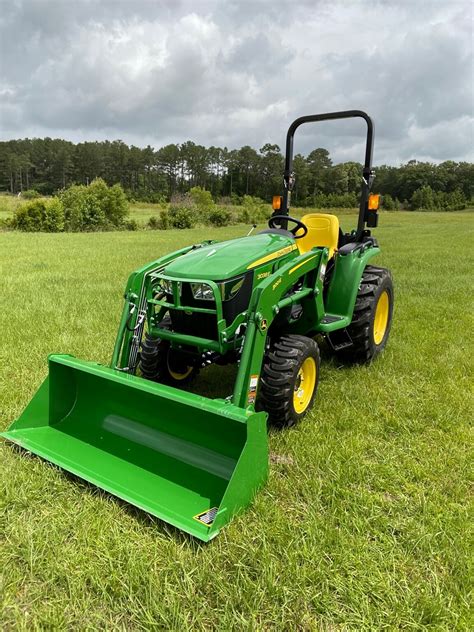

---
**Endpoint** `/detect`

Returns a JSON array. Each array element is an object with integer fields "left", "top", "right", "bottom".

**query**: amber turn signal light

[
  {"left": 368, "top": 194, "right": 380, "bottom": 210},
  {"left": 272, "top": 195, "right": 282, "bottom": 210}
]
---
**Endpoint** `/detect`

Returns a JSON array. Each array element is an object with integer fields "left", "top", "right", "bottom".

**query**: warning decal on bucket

[{"left": 193, "top": 507, "right": 218, "bottom": 526}]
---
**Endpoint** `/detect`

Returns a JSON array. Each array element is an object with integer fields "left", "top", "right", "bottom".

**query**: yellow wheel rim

[
  {"left": 373, "top": 290, "right": 390, "bottom": 345},
  {"left": 293, "top": 356, "right": 317, "bottom": 414},
  {"left": 167, "top": 354, "right": 193, "bottom": 381}
]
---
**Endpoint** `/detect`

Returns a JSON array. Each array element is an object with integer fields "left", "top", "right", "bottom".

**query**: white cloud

[{"left": 0, "top": 0, "right": 472, "bottom": 164}]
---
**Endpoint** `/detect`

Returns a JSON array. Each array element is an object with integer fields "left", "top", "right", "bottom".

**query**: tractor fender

[{"left": 324, "top": 246, "right": 380, "bottom": 322}]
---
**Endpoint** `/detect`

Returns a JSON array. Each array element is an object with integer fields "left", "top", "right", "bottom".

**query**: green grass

[
  {"left": 128, "top": 201, "right": 167, "bottom": 226},
  {"left": 0, "top": 212, "right": 472, "bottom": 629},
  {"left": 0, "top": 194, "right": 22, "bottom": 220}
]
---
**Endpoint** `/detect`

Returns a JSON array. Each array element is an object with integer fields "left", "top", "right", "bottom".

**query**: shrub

[
  {"left": 21, "top": 189, "right": 41, "bottom": 200},
  {"left": 87, "top": 178, "right": 128, "bottom": 227},
  {"left": 58, "top": 178, "right": 128, "bottom": 231},
  {"left": 447, "top": 189, "right": 467, "bottom": 211},
  {"left": 169, "top": 192, "right": 192, "bottom": 206},
  {"left": 147, "top": 215, "right": 160, "bottom": 229},
  {"left": 189, "top": 186, "right": 214, "bottom": 211},
  {"left": 42, "top": 198, "right": 65, "bottom": 232},
  {"left": 238, "top": 195, "right": 271, "bottom": 224},
  {"left": 125, "top": 218, "right": 139, "bottom": 231},
  {"left": 242, "top": 194, "right": 264, "bottom": 207},
  {"left": 58, "top": 185, "right": 86, "bottom": 230},
  {"left": 12, "top": 198, "right": 65, "bottom": 232},
  {"left": 79, "top": 187, "right": 105, "bottom": 228},
  {"left": 237, "top": 206, "right": 252, "bottom": 224},
  {"left": 169, "top": 194, "right": 197, "bottom": 228},
  {"left": 169, "top": 205, "right": 196, "bottom": 229},
  {"left": 208, "top": 206, "right": 232, "bottom": 227},
  {"left": 217, "top": 196, "right": 233, "bottom": 205},
  {"left": 13, "top": 202, "right": 42, "bottom": 231},
  {"left": 382, "top": 193, "right": 395, "bottom": 210},
  {"left": 410, "top": 185, "right": 435, "bottom": 211},
  {"left": 0, "top": 217, "right": 13, "bottom": 231},
  {"left": 439, "top": 189, "right": 466, "bottom": 211},
  {"left": 159, "top": 209, "right": 169, "bottom": 230},
  {"left": 102, "top": 182, "right": 129, "bottom": 226},
  {"left": 410, "top": 186, "right": 466, "bottom": 212},
  {"left": 230, "top": 192, "right": 242, "bottom": 205}
]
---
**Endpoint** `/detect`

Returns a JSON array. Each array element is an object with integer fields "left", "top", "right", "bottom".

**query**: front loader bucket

[{"left": 1, "top": 355, "right": 268, "bottom": 541}]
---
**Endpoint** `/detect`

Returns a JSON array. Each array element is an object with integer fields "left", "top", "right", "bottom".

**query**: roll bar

[{"left": 279, "top": 110, "right": 375, "bottom": 241}]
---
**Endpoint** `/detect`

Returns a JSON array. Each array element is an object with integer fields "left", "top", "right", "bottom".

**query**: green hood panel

[{"left": 164, "top": 233, "right": 297, "bottom": 280}]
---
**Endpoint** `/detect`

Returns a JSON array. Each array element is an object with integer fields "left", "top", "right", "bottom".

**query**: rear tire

[
  {"left": 259, "top": 334, "right": 320, "bottom": 428},
  {"left": 139, "top": 318, "right": 198, "bottom": 385},
  {"left": 334, "top": 265, "right": 394, "bottom": 363}
]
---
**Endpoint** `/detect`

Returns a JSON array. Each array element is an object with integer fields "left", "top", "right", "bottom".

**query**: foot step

[
  {"left": 327, "top": 328, "right": 353, "bottom": 351},
  {"left": 321, "top": 315, "right": 344, "bottom": 324}
]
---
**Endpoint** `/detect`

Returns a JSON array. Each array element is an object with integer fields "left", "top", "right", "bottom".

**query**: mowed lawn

[{"left": 0, "top": 211, "right": 472, "bottom": 630}]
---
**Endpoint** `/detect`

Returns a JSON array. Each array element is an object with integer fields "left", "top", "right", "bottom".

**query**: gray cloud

[{"left": 0, "top": 0, "right": 472, "bottom": 164}]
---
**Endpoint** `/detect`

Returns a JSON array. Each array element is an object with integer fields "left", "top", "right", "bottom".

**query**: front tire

[
  {"left": 139, "top": 318, "right": 198, "bottom": 385},
  {"left": 259, "top": 334, "right": 320, "bottom": 428}
]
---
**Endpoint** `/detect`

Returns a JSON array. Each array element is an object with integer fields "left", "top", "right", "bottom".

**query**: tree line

[{"left": 0, "top": 137, "right": 472, "bottom": 208}]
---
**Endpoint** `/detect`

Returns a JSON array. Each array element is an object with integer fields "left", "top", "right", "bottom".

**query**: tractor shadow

[
  {"left": 180, "top": 338, "right": 355, "bottom": 402},
  {"left": 183, "top": 363, "right": 238, "bottom": 400}
]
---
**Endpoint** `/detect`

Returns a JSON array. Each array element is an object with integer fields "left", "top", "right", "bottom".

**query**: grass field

[
  {"left": 0, "top": 211, "right": 472, "bottom": 629},
  {"left": 128, "top": 201, "right": 168, "bottom": 225}
]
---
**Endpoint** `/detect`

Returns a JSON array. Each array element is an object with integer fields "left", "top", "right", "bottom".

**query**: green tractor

[{"left": 2, "top": 110, "right": 394, "bottom": 541}]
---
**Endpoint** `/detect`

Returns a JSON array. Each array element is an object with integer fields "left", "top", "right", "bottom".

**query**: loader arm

[
  {"left": 112, "top": 243, "right": 214, "bottom": 371},
  {"left": 232, "top": 247, "right": 327, "bottom": 408}
]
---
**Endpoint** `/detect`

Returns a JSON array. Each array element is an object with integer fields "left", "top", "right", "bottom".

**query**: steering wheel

[{"left": 268, "top": 215, "right": 308, "bottom": 239}]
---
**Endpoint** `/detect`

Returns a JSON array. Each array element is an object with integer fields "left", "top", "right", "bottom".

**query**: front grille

[
  {"left": 169, "top": 309, "right": 218, "bottom": 339},
  {"left": 164, "top": 271, "right": 253, "bottom": 341}
]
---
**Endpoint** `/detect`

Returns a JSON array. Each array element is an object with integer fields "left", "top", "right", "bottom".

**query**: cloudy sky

[{"left": 0, "top": 0, "right": 472, "bottom": 164}]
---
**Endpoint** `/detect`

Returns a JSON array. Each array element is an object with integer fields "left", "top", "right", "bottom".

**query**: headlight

[
  {"left": 191, "top": 276, "right": 245, "bottom": 301},
  {"left": 191, "top": 282, "right": 214, "bottom": 301}
]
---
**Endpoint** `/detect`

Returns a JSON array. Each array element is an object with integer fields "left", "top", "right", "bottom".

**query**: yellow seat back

[{"left": 297, "top": 213, "right": 340, "bottom": 258}]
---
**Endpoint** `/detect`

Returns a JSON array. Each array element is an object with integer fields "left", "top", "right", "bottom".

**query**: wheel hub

[
  {"left": 373, "top": 290, "right": 390, "bottom": 345},
  {"left": 293, "top": 357, "right": 317, "bottom": 414}
]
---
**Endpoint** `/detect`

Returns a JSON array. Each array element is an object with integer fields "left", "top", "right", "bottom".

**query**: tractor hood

[{"left": 163, "top": 233, "right": 298, "bottom": 280}]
